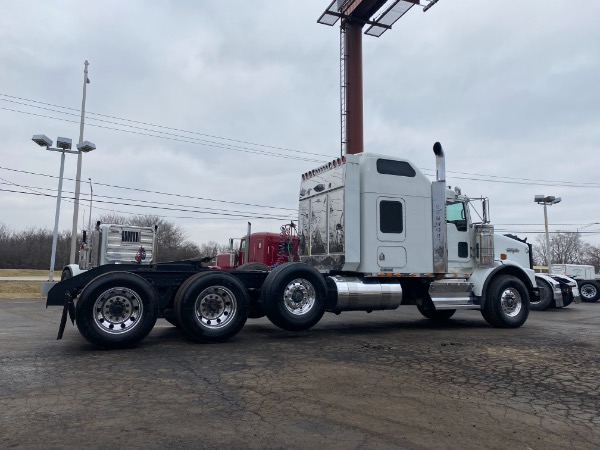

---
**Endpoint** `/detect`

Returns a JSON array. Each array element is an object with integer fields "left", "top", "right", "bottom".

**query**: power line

[
  {"left": 3, "top": 93, "right": 600, "bottom": 188},
  {"left": 419, "top": 169, "right": 600, "bottom": 189},
  {"left": 0, "top": 166, "right": 297, "bottom": 211},
  {"left": 0, "top": 188, "right": 295, "bottom": 221},
  {"left": 6, "top": 185, "right": 599, "bottom": 234},
  {"left": 0, "top": 106, "right": 323, "bottom": 163},
  {"left": 496, "top": 229, "right": 600, "bottom": 235},
  {"left": 0, "top": 92, "right": 330, "bottom": 158},
  {"left": 0, "top": 180, "right": 293, "bottom": 219}
]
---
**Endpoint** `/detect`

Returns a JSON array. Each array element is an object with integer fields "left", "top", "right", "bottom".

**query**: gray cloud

[{"left": 1, "top": 0, "right": 599, "bottom": 249}]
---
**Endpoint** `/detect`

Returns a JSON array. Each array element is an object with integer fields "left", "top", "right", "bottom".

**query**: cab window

[{"left": 446, "top": 202, "right": 467, "bottom": 232}]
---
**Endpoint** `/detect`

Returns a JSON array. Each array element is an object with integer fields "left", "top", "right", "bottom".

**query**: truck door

[
  {"left": 376, "top": 196, "right": 407, "bottom": 269},
  {"left": 446, "top": 201, "right": 472, "bottom": 267}
]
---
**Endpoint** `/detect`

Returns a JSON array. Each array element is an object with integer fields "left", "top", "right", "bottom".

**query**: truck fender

[
  {"left": 469, "top": 261, "right": 537, "bottom": 299},
  {"left": 535, "top": 273, "right": 562, "bottom": 298},
  {"left": 62, "top": 264, "right": 86, "bottom": 280}
]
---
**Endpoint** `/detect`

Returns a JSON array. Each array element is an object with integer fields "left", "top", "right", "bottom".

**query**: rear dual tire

[
  {"left": 174, "top": 272, "right": 249, "bottom": 342},
  {"left": 236, "top": 263, "right": 269, "bottom": 318},
  {"left": 261, "top": 263, "right": 327, "bottom": 331},
  {"left": 76, "top": 272, "right": 159, "bottom": 349}
]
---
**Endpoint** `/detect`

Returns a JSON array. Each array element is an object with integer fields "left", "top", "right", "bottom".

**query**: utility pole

[{"left": 69, "top": 60, "right": 90, "bottom": 263}]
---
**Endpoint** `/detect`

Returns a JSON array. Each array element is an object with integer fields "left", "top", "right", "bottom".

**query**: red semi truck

[{"left": 215, "top": 223, "right": 298, "bottom": 270}]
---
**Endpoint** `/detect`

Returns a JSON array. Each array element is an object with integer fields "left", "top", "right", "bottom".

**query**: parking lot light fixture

[
  {"left": 32, "top": 134, "right": 83, "bottom": 284},
  {"left": 534, "top": 195, "right": 562, "bottom": 273}
]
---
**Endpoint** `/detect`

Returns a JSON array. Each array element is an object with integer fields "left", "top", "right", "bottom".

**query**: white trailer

[{"left": 551, "top": 264, "right": 599, "bottom": 302}]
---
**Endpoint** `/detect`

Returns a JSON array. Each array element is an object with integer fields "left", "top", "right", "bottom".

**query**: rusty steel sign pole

[
  {"left": 318, "top": 0, "right": 439, "bottom": 156},
  {"left": 345, "top": 21, "right": 363, "bottom": 155}
]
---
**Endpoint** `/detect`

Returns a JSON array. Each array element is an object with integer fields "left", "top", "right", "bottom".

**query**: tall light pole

[
  {"left": 534, "top": 195, "right": 562, "bottom": 273},
  {"left": 69, "top": 59, "right": 91, "bottom": 263},
  {"left": 33, "top": 135, "right": 97, "bottom": 294},
  {"left": 32, "top": 135, "right": 96, "bottom": 291}
]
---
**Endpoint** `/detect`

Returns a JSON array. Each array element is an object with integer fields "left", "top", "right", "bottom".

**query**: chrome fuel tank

[{"left": 328, "top": 275, "right": 403, "bottom": 312}]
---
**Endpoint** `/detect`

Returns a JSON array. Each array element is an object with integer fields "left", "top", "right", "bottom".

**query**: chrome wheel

[
  {"left": 283, "top": 278, "right": 316, "bottom": 315},
  {"left": 500, "top": 287, "right": 522, "bottom": 317},
  {"left": 194, "top": 286, "right": 237, "bottom": 329},
  {"left": 580, "top": 284, "right": 597, "bottom": 300},
  {"left": 93, "top": 287, "right": 143, "bottom": 335}
]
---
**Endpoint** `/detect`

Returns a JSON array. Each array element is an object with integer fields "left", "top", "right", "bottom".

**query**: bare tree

[
  {"left": 0, "top": 223, "right": 72, "bottom": 269},
  {"left": 199, "top": 240, "right": 230, "bottom": 259},
  {"left": 534, "top": 232, "right": 586, "bottom": 266},
  {"left": 582, "top": 244, "right": 600, "bottom": 273},
  {"left": 0, "top": 216, "right": 228, "bottom": 269}
]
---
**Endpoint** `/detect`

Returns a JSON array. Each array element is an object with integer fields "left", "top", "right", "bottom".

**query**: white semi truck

[{"left": 46, "top": 143, "right": 538, "bottom": 348}]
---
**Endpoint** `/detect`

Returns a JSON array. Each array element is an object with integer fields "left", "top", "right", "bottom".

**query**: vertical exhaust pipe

[
  {"left": 433, "top": 141, "right": 445, "bottom": 182},
  {"left": 245, "top": 222, "right": 251, "bottom": 264},
  {"left": 431, "top": 142, "right": 447, "bottom": 275}
]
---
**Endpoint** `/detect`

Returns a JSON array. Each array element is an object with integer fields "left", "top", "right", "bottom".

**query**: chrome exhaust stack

[
  {"left": 433, "top": 141, "right": 445, "bottom": 182},
  {"left": 432, "top": 142, "right": 448, "bottom": 275}
]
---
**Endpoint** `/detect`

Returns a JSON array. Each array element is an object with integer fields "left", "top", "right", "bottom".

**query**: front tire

[
  {"left": 530, "top": 278, "right": 554, "bottom": 311},
  {"left": 261, "top": 263, "right": 327, "bottom": 331},
  {"left": 174, "top": 272, "right": 249, "bottom": 342},
  {"left": 579, "top": 281, "right": 599, "bottom": 302},
  {"left": 482, "top": 275, "right": 529, "bottom": 328},
  {"left": 75, "top": 272, "right": 159, "bottom": 349}
]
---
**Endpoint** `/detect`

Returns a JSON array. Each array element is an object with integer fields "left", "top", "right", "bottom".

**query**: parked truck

[
  {"left": 531, "top": 272, "right": 579, "bottom": 310},
  {"left": 504, "top": 235, "right": 579, "bottom": 311},
  {"left": 60, "top": 222, "right": 157, "bottom": 280},
  {"left": 215, "top": 223, "right": 298, "bottom": 271},
  {"left": 550, "top": 264, "right": 599, "bottom": 302},
  {"left": 46, "top": 143, "right": 538, "bottom": 349}
]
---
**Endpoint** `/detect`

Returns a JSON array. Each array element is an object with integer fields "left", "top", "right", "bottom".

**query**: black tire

[
  {"left": 530, "top": 278, "right": 554, "bottom": 311},
  {"left": 75, "top": 272, "right": 159, "bottom": 349},
  {"left": 236, "top": 264, "right": 269, "bottom": 318},
  {"left": 174, "top": 272, "right": 249, "bottom": 343},
  {"left": 237, "top": 262, "right": 270, "bottom": 271},
  {"left": 61, "top": 268, "right": 73, "bottom": 281},
  {"left": 165, "top": 317, "right": 180, "bottom": 327},
  {"left": 416, "top": 304, "right": 456, "bottom": 320},
  {"left": 561, "top": 290, "right": 574, "bottom": 308},
  {"left": 579, "top": 281, "right": 600, "bottom": 302},
  {"left": 261, "top": 262, "right": 327, "bottom": 332},
  {"left": 482, "top": 275, "right": 529, "bottom": 328},
  {"left": 248, "top": 301, "right": 266, "bottom": 319}
]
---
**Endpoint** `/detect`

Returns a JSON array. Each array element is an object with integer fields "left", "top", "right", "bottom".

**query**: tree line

[
  {"left": 0, "top": 214, "right": 228, "bottom": 270},
  {"left": 532, "top": 232, "right": 600, "bottom": 271}
]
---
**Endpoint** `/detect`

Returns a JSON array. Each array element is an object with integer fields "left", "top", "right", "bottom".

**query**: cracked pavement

[{"left": 1, "top": 300, "right": 599, "bottom": 449}]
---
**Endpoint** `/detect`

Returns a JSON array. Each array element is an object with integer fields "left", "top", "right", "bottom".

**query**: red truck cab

[{"left": 215, "top": 232, "right": 298, "bottom": 269}]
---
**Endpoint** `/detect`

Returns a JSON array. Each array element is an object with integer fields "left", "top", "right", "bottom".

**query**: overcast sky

[{"left": 1, "top": 0, "right": 600, "bottom": 251}]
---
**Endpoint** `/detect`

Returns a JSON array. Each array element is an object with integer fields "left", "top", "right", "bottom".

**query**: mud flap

[{"left": 57, "top": 294, "right": 75, "bottom": 340}]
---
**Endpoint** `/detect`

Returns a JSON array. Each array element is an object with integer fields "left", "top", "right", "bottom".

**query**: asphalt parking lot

[{"left": 1, "top": 299, "right": 599, "bottom": 449}]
